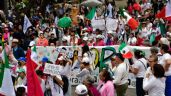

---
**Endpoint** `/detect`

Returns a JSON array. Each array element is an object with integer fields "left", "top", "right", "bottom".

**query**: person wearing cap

[
  {"left": 97, "top": 68, "right": 115, "bottom": 96},
  {"left": 94, "top": 35, "right": 105, "bottom": 46},
  {"left": 12, "top": 38, "right": 25, "bottom": 59},
  {"left": 81, "top": 36, "right": 89, "bottom": 46},
  {"left": 15, "top": 68, "right": 27, "bottom": 91},
  {"left": 113, "top": 53, "right": 129, "bottom": 96},
  {"left": 75, "top": 84, "right": 88, "bottom": 96},
  {"left": 130, "top": 49, "right": 147, "bottom": 96},
  {"left": 16, "top": 57, "right": 27, "bottom": 72},
  {"left": 106, "top": 30, "right": 114, "bottom": 45},
  {"left": 83, "top": 75, "right": 100, "bottom": 96},
  {"left": 49, "top": 32, "right": 57, "bottom": 46},
  {"left": 36, "top": 32, "right": 49, "bottom": 46},
  {"left": 62, "top": 37, "right": 69, "bottom": 46},
  {"left": 76, "top": 57, "right": 91, "bottom": 82},
  {"left": 128, "top": 33, "right": 137, "bottom": 46}
]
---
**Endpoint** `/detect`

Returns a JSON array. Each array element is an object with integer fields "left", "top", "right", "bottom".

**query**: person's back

[{"left": 88, "top": 84, "right": 101, "bottom": 96}]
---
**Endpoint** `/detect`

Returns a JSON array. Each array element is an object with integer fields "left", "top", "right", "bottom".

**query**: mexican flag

[
  {"left": 123, "top": 12, "right": 139, "bottom": 30},
  {"left": 0, "top": 40, "right": 15, "bottom": 96},
  {"left": 156, "top": 1, "right": 171, "bottom": 19},
  {"left": 86, "top": 7, "right": 96, "bottom": 20},
  {"left": 118, "top": 42, "right": 133, "bottom": 59}
]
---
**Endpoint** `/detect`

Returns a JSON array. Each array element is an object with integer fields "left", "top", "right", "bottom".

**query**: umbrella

[
  {"left": 81, "top": 0, "right": 102, "bottom": 7},
  {"left": 58, "top": 17, "right": 72, "bottom": 28}
]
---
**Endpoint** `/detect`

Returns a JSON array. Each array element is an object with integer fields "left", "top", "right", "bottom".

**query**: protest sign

[{"left": 44, "top": 64, "right": 61, "bottom": 75}]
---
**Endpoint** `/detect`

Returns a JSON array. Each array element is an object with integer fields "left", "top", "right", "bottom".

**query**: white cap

[
  {"left": 82, "top": 57, "right": 90, "bottom": 63},
  {"left": 12, "top": 39, "right": 19, "bottom": 43},
  {"left": 107, "top": 30, "right": 113, "bottom": 34},
  {"left": 29, "top": 41, "right": 35, "bottom": 46},
  {"left": 160, "top": 37, "right": 170, "bottom": 46},
  {"left": 83, "top": 36, "right": 88, "bottom": 41},
  {"left": 75, "top": 84, "right": 88, "bottom": 95},
  {"left": 62, "top": 36, "right": 68, "bottom": 42}
]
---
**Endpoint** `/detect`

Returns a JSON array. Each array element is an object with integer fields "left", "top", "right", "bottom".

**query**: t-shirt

[
  {"left": 143, "top": 76, "right": 165, "bottom": 96},
  {"left": 76, "top": 68, "right": 90, "bottom": 82},
  {"left": 133, "top": 58, "right": 147, "bottom": 78},
  {"left": 158, "top": 53, "right": 171, "bottom": 65},
  {"left": 113, "top": 62, "right": 129, "bottom": 85}
]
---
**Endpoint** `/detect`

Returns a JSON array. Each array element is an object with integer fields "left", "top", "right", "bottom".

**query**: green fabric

[
  {"left": 150, "top": 34, "right": 155, "bottom": 44},
  {"left": 33, "top": 45, "right": 36, "bottom": 52},
  {"left": 119, "top": 8, "right": 125, "bottom": 17},
  {"left": 158, "top": 22, "right": 166, "bottom": 36},
  {"left": 58, "top": 17, "right": 72, "bottom": 28},
  {"left": 0, "top": 40, "right": 9, "bottom": 87},
  {"left": 138, "top": 22, "right": 142, "bottom": 32},
  {"left": 118, "top": 42, "right": 126, "bottom": 53},
  {"left": 85, "top": 7, "right": 96, "bottom": 20}
]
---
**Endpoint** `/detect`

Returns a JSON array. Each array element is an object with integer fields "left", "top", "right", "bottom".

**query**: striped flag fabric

[{"left": 0, "top": 37, "right": 15, "bottom": 96}]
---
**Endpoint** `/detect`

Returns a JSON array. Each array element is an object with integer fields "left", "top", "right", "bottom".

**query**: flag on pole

[
  {"left": 23, "top": 15, "right": 32, "bottom": 34},
  {"left": 123, "top": 12, "right": 139, "bottom": 30},
  {"left": 157, "top": 21, "right": 166, "bottom": 36},
  {"left": 156, "top": 1, "right": 171, "bottom": 19},
  {"left": 26, "top": 49, "right": 43, "bottom": 96},
  {"left": 0, "top": 38, "right": 16, "bottom": 96},
  {"left": 118, "top": 42, "right": 133, "bottom": 59},
  {"left": 86, "top": 7, "right": 96, "bottom": 20},
  {"left": 150, "top": 33, "right": 156, "bottom": 44}
]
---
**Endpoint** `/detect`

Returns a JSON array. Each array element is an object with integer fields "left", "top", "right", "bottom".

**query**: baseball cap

[
  {"left": 17, "top": 68, "right": 26, "bottom": 73},
  {"left": 12, "top": 39, "right": 19, "bottom": 43},
  {"left": 75, "top": 84, "right": 88, "bottom": 95},
  {"left": 18, "top": 57, "right": 26, "bottom": 62},
  {"left": 42, "top": 57, "right": 48, "bottom": 63},
  {"left": 82, "top": 57, "right": 90, "bottom": 64}
]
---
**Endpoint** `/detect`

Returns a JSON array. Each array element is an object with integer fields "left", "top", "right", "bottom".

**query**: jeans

[
  {"left": 115, "top": 83, "right": 128, "bottom": 96},
  {"left": 165, "top": 76, "right": 171, "bottom": 96},
  {"left": 136, "top": 78, "right": 145, "bottom": 96}
]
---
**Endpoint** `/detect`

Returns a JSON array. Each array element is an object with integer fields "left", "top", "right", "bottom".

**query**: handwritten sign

[{"left": 44, "top": 64, "right": 61, "bottom": 75}]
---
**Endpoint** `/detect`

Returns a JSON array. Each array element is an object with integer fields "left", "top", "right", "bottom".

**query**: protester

[
  {"left": 130, "top": 49, "right": 147, "bottom": 96},
  {"left": 12, "top": 39, "right": 25, "bottom": 59},
  {"left": 97, "top": 68, "right": 115, "bottom": 96},
  {"left": 83, "top": 75, "right": 100, "bottom": 96},
  {"left": 113, "top": 53, "right": 129, "bottom": 96},
  {"left": 143, "top": 64, "right": 165, "bottom": 96}
]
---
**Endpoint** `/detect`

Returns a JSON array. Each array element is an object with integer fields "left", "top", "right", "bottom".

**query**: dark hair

[
  {"left": 160, "top": 44, "right": 169, "bottom": 53},
  {"left": 115, "top": 53, "right": 125, "bottom": 61},
  {"left": 152, "top": 40, "right": 158, "bottom": 46},
  {"left": 101, "top": 69, "right": 113, "bottom": 83},
  {"left": 82, "top": 45, "right": 90, "bottom": 56},
  {"left": 16, "top": 87, "right": 26, "bottom": 96},
  {"left": 36, "top": 70, "right": 44, "bottom": 77},
  {"left": 150, "top": 47, "right": 158, "bottom": 54},
  {"left": 153, "top": 64, "right": 165, "bottom": 78},
  {"left": 134, "top": 49, "right": 144, "bottom": 59}
]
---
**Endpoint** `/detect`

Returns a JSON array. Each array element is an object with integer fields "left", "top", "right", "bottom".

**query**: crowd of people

[{"left": 0, "top": 0, "right": 171, "bottom": 96}]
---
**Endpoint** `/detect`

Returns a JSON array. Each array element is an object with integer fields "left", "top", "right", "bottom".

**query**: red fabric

[
  {"left": 133, "top": 3, "right": 141, "bottom": 11},
  {"left": 136, "top": 37, "right": 144, "bottom": 46},
  {"left": 88, "top": 85, "right": 101, "bottom": 96},
  {"left": 156, "top": 7, "right": 166, "bottom": 18},
  {"left": 128, "top": 18, "right": 139, "bottom": 30},
  {"left": 26, "top": 50, "right": 44, "bottom": 96},
  {"left": 128, "top": 5, "right": 133, "bottom": 14}
]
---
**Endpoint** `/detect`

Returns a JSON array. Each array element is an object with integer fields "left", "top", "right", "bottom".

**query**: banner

[
  {"left": 44, "top": 64, "right": 61, "bottom": 75},
  {"left": 35, "top": 46, "right": 151, "bottom": 87}
]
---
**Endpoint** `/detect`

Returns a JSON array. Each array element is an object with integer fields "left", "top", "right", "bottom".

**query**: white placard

[{"left": 43, "top": 64, "right": 61, "bottom": 75}]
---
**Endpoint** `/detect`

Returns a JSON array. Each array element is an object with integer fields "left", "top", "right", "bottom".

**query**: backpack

[{"left": 61, "top": 75, "right": 69, "bottom": 95}]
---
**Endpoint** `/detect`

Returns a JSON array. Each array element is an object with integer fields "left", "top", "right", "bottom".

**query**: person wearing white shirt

[
  {"left": 143, "top": 64, "right": 165, "bottom": 96},
  {"left": 130, "top": 49, "right": 147, "bottom": 96},
  {"left": 159, "top": 44, "right": 171, "bottom": 96},
  {"left": 113, "top": 53, "right": 129, "bottom": 96}
]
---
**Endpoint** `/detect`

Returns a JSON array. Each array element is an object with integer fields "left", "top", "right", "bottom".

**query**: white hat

[
  {"left": 83, "top": 36, "right": 88, "bottom": 41},
  {"left": 75, "top": 84, "right": 88, "bottom": 95},
  {"left": 107, "top": 30, "right": 113, "bottom": 34},
  {"left": 160, "top": 37, "right": 170, "bottom": 46},
  {"left": 62, "top": 37, "right": 68, "bottom": 42},
  {"left": 29, "top": 41, "right": 35, "bottom": 46},
  {"left": 82, "top": 57, "right": 90, "bottom": 63},
  {"left": 12, "top": 39, "right": 19, "bottom": 43}
]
